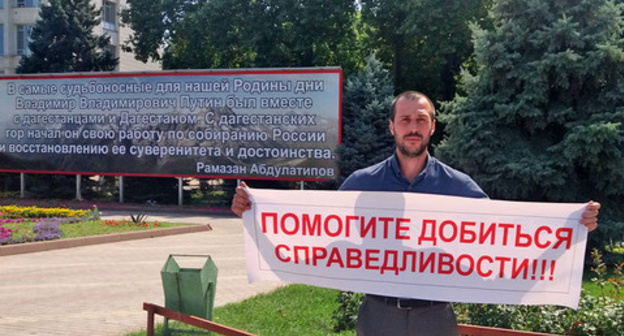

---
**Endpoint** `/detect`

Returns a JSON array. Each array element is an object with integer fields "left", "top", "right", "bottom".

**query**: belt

[{"left": 369, "top": 295, "right": 446, "bottom": 310}]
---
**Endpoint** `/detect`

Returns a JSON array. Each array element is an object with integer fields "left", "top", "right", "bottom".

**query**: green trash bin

[{"left": 161, "top": 254, "right": 218, "bottom": 334}]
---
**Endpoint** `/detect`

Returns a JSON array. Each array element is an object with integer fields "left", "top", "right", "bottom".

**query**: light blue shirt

[
  {"left": 339, "top": 153, "right": 487, "bottom": 303},
  {"left": 339, "top": 153, "right": 488, "bottom": 199}
]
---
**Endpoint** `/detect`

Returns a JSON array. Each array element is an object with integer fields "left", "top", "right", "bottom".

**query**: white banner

[{"left": 242, "top": 188, "right": 588, "bottom": 309}]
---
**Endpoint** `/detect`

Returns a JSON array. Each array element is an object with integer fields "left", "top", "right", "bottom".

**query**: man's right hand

[{"left": 230, "top": 181, "right": 251, "bottom": 217}]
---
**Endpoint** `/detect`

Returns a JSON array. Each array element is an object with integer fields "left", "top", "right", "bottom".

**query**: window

[
  {"left": 0, "top": 0, "right": 4, "bottom": 9},
  {"left": 16, "top": 0, "right": 39, "bottom": 8},
  {"left": 102, "top": 1, "right": 117, "bottom": 31},
  {"left": 17, "top": 25, "right": 32, "bottom": 56}
]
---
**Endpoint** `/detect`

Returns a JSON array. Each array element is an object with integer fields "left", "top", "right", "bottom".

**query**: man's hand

[
  {"left": 581, "top": 201, "right": 601, "bottom": 232},
  {"left": 231, "top": 181, "right": 251, "bottom": 218}
]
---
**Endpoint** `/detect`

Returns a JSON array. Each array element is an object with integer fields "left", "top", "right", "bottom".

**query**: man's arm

[{"left": 230, "top": 181, "right": 251, "bottom": 218}]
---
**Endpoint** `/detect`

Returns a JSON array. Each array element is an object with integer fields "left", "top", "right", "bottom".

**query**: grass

[
  {"left": 0, "top": 217, "right": 189, "bottom": 243},
  {"left": 126, "top": 284, "right": 354, "bottom": 336},
  {"left": 212, "top": 284, "right": 353, "bottom": 336},
  {"left": 66, "top": 219, "right": 186, "bottom": 237},
  {"left": 582, "top": 269, "right": 623, "bottom": 299}
]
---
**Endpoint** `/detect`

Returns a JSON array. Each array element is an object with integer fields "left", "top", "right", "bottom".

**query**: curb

[{"left": 0, "top": 224, "right": 212, "bottom": 257}]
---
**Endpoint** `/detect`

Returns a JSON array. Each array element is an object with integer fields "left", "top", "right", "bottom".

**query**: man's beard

[{"left": 396, "top": 133, "right": 429, "bottom": 158}]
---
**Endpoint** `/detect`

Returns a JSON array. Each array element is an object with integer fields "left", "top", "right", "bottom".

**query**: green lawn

[
  {"left": 212, "top": 285, "right": 354, "bottom": 336},
  {"left": 127, "top": 284, "right": 354, "bottom": 336},
  {"left": 582, "top": 270, "right": 623, "bottom": 299}
]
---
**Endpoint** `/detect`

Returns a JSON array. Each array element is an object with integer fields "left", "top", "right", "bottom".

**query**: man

[{"left": 231, "top": 91, "right": 601, "bottom": 336}]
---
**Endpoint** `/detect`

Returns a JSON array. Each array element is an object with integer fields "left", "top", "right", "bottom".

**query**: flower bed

[
  {"left": 0, "top": 205, "right": 91, "bottom": 219},
  {"left": 0, "top": 205, "right": 183, "bottom": 246},
  {"left": 0, "top": 205, "right": 93, "bottom": 245}
]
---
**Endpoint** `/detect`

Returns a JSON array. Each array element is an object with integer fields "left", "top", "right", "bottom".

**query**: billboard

[{"left": 0, "top": 68, "right": 342, "bottom": 181}]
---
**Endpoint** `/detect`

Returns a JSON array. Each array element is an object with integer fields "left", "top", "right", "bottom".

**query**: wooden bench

[{"left": 143, "top": 302, "right": 255, "bottom": 336}]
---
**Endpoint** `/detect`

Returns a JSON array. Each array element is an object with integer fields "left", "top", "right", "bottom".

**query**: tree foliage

[
  {"left": 361, "top": 0, "right": 491, "bottom": 101},
  {"left": 14, "top": 0, "right": 118, "bottom": 199},
  {"left": 337, "top": 54, "right": 395, "bottom": 183},
  {"left": 437, "top": 0, "right": 624, "bottom": 248},
  {"left": 17, "top": 0, "right": 118, "bottom": 73},
  {"left": 121, "top": 0, "right": 363, "bottom": 73}
]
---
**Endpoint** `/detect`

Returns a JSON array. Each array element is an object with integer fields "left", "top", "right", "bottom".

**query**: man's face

[{"left": 389, "top": 97, "right": 436, "bottom": 158}]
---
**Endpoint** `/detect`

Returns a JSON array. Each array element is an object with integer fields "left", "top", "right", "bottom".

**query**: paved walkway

[{"left": 0, "top": 210, "right": 285, "bottom": 336}]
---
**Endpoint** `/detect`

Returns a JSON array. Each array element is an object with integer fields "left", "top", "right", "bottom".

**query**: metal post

[
  {"left": 178, "top": 177, "right": 183, "bottom": 207},
  {"left": 76, "top": 174, "right": 82, "bottom": 201},
  {"left": 119, "top": 176, "right": 124, "bottom": 203},
  {"left": 300, "top": 181, "right": 304, "bottom": 190},
  {"left": 20, "top": 173, "right": 25, "bottom": 199}
]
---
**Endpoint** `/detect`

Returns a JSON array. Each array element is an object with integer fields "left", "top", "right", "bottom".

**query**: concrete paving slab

[{"left": 0, "top": 211, "right": 286, "bottom": 336}]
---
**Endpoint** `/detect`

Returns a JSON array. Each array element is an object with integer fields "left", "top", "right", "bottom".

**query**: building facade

[{"left": 0, "top": 0, "right": 160, "bottom": 74}]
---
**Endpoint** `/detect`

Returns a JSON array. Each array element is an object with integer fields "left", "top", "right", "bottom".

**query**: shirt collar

[{"left": 390, "top": 152, "right": 432, "bottom": 184}]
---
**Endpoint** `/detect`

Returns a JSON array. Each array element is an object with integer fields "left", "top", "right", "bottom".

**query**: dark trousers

[{"left": 356, "top": 295, "right": 458, "bottom": 336}]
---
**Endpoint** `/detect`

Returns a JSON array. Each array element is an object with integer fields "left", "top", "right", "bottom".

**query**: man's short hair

[{"left": 389, "top": 91, "right": 436, "bottom": 121}]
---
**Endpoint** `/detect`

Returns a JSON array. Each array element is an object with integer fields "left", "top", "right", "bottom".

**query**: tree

[
  {"left": 362, "top": 0, "right": 491, "bottom": 101},
  {"left": 120, "top": 0, "right": 203, "bottom": 64},
  {"left": 17, "top": 0, "right": 118, "bottom": 73},
  {"left": 245, "top": 0, "right": 359, "bottom": 70},
  {"left": 121, "top": 0, "right": 363, "bottom": 74},
  {"left": 15, "top": 0, "right": 118, "bottom": 200},
  {"left": 337, "top": 54, "right": 395, "bottom": 184},
  {"left": 437, "top": 0, "right": 624, "bottom": 248}
]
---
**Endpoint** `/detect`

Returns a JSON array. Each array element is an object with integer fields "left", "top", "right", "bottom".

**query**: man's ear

[
  {"left": 430, "top": 119, "right": 436, "bottom": 136},
  {"left": 389, "top": 119, "right": 395, "bottom": 136}
]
